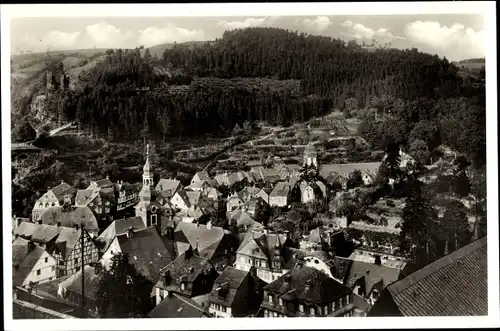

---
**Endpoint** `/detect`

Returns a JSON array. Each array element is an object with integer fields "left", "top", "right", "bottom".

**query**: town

[
  {"left": 12, "top": 136, "right": 487, "bottom": 318},
  {"left": 8, "top": 11, "right": 488, "bottom": 321}
]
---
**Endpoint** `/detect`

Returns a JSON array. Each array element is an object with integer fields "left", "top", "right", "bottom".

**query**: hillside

[{"left": 11, "top": 27, "right": 485, "bottom": 168}]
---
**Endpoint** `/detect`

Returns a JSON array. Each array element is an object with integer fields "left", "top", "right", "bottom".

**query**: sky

[{"left": 10, "top": 14, "right": 485, "bottom": 61}]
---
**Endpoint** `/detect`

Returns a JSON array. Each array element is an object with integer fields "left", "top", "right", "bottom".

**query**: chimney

[
  {"left": 56, "top": 222, "right": 61, "bottom": 227},
  {"left": 374, "top": 255, "right": 382, "bottom": 265},
  {"left": 206, "top": 221, "right": 212, "bottom": 230},
  {"left": 164, "top": 270, "right": 171, "bottom": 285},
  {"left": 27, "top": 241, "right": 36, "bottom": 253},
  {"left": 38, "top": 220, "right": 42, "bottom": 225},
  {"left": 126, "top": 227, "right": 134, "bottom": 239}
]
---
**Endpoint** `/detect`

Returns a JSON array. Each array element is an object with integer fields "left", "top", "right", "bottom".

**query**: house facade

[
  {"left": 32, "top": 182, "right": 77, "bottom": 222},
  {"left": 13, "top": 241, "right": 57, "bottom": 288},
  {"left": 235, "top": 232, "right": 292, "bottom": 283},
  {"left": 260, "top": 264, "right": 355, "bottom": 317}
]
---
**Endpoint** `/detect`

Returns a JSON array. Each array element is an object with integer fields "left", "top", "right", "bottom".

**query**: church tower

[
  {"left": 142, "top": 144, "right": 154, "bottom": 188},
  {"left": 303, "top": 141, "right": 318, "bottom": 168}
]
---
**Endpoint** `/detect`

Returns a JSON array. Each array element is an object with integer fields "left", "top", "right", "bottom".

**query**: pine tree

[{"left": 399, "top": 176, "right": 438, "bottom": 267}]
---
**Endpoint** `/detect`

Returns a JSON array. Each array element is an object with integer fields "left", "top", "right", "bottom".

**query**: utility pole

[{"left": 81, "top": 224, "right": 85, "bottom": 318}]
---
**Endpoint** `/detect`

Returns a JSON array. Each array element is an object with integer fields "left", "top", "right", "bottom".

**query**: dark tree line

[{"left": 51, "top": 27, "right": 484, "bottom": 168}]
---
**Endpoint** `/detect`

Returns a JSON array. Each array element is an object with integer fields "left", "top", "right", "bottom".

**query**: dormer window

[
  {"left": 268, "top": 294, "right": 273, "bottom": 303},
  {"left": 181, "top": 283, "right": 186, "bottom": 291},
  {"left": 372, "top": 290, "right": 379, "bottom": 300},
  {"left": 299, "top": 304, "right": 304, "bottom": 313},
  {"left": 279, "top": 298, "right": 283, "bottom": 306}
]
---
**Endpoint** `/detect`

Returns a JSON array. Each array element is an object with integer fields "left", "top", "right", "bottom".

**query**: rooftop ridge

[{"left": 388, "top": 236, "right": 487, "bottom": 296}]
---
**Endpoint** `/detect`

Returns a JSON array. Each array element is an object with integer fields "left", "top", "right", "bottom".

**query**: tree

[
  {"left": 409, "top": 139, "right": 430, "bottom": 165},
  {"left": 440, "top": 200, "right": 470, "bottom": 254},
  {"left": 347, "top": 169, "right": 363, "bottom": 189},
  {"left": 399, "top": 176, "right": 438, "bottom": 268},
  {"left": 95, "top": 253, "right": 152, "bottom": 318}
]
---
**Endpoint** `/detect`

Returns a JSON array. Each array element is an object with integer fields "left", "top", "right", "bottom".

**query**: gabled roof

[
  {"left": 174, "top": 223, "right": 230, "bottom": 260},
  {"left": 12, "top": 238, "right": 30, "bottom": 267},
  {"left": 75, "top": 189, "right": 98, "bottom": 206},
  {"left": 148, "top": 292, "right": 210, "bottom": 318},
  {"left": 92, "top": 178, "right": 114, "bottom": 189},
  {"left": 55, "top": 227, "right": 83, "bottom": 259},
  {"left": 319, "top": 162, "right": 381, "bottom": 180},
  {"left": 58, "top": 265, "right": 103, "bottom": 301},
  {"left": 97, "top": 217, "right": 146, "bottom": 252},
  {"left": 13, "top": 222, "right": 36, "bottom": 238},
  {"left": 193, "top": 172, "right": 210, "bottom": 182},
  {"left": 264, "top": 265, "right": 352, "bottom": 305},
  {"left": 31, "top": 224, "right": 63, "bottom": 243},
  {"left": 50, "top": 182, "right": 77, "bottom": 202},
  {"left": 270, "top": 181, "right": 292, "bottom": 197},
  {"left": 344, "top": 259, "right": 408, "bottom": 297},
  {"left": 13, "top": 245, "right": 47, "bottom": 287},
  {"left": 186, "top": 181, "right": 208, "bottom": 191},
  {"left": 173, "top": 190, "right": 191, "bottom": 208},
  {"left": 39, "top": 206, "right": 99, "bottom": 232},
  {"left": 373, "top": 237, "right": 487, "bottom": 316},
  {"left": 237, "top": 186, "right": 261, "bottom": 202},
  {"left": 208, "top": 266, "right": 250, "bottom": 307},
  {"left": 237, "top": 232, "right": 288, "bottom": 262},
  {"left": 186, "top": 191, "right": 201, "bottom": 206},
  {"left": 117, "top": 227, "right": 173, "bottom": 283}
]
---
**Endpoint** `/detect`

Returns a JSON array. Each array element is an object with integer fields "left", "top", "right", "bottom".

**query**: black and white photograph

[{"left": 2, "top": 2, "right": 498, "bottom": 330}]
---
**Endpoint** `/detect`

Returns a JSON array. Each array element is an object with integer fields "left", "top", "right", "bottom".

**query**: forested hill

[{"left": 65, "top": 27, "right": 484, "bottom": 166}]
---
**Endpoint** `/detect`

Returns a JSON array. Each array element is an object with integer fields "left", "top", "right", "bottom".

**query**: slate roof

[
  {"left": 75, "top": 189, "right": 98, "bottom": 206},
  {"left": 174, "top": 222, "right": 230, "bottom": 260},
  {"left": 58, "top": 265, "right": 103, "bottom": 301},
  {"left": 237, "top": 232, "right": 288, "bottom": 262},
  {"left": 54, "top": 227, "right": 83, "bottom": 259},
  {"left": 193, "top": 172, "right": 210, "bottom": 182},
  {"left": 155, "top": 249, "right": 212, "bottom": 296},
  {"left": 116, "top": 227, "right": 173, "bottom": 283},
  {"left": 148, "top": 292, "right": 210, "bottom": 318},
  {"left": 282, "top": 248, "right": 330, "bottom": 270},
  {"left": 13, "top": 245, "right": 46, "bottom": 287},
  {"left": 174, "top": 190, "right": 192, "bottom": 208},
  {"left": 12, "top": 238, "right": 30, "bottom": 267},
  {"left": 208, "top": 266, "right": 249, "bottom": 307},
  {"left": 92, "top": 178, "right": 114, "bottom": 189},
  {"left": 319, "top": 162, "right": 381, "bottom": 180},
  {"left": 97, "top": 217, "right": 146, "bottom": 252},
  {"left": 13, "top": 222, "right": 37, "bottom": 238},
  {"left": 343, "top": 259, "right": 409, "bottom": 297},
  {"left": 270, "top": 181, "right": 292, "bottom": 197},
  {"left": 372, "top": 236, "right": 488, "bottom": 316},
  {"left": 264, "top": 265, "right": 352, "bottom": 305},
  {"left": 39, "top": 206, "right": 99, "bottom": 233},
  {"left": 31, "top": 224, "right": 63, "bottom": 244},
  {"left": 50, "top": 182, "right": 77, "bottom": 202}
]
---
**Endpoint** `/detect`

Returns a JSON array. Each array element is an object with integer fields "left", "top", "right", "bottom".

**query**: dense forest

[{"left": 46, "top": 27, "right": 484, "bottom": 166}]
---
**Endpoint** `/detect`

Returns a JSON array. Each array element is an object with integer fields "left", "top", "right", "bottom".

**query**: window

[
  {"left": 357, "top": 287, "right": 363, "bottom": 295},
  {"left": 340, "top": 297, "right": 344, "bottom": 307},
  {"left": 52, "top": 202, "right": 55, "bottom": 206},
  {"left": 51, "top": 266, "right": 55, "bottom": 271},
  {"left": 299, "top": 304, "right": 304, "bottom": 313},
  {"left": 268, "top": 294, "right": 273, "bottom": 303},
  {"left": 248, "top": 258, "right": 251, "bottom": 265},
  {"left": 75, "top": 258, "right": 78, "bottom": 264},
  {"left": 372, "top": 290, "right": 379, "bottom": 300},
  {"left": 59, "top": 261, "right": 65, "bottom": 266},
  {"left": 279, "top": 298, "right": 283, "bottom": 306},
  {"left": 181, "top": 283, "right": 186, "bottom": 291},
  {"left": 105, "top": 208, "right": 110, "bottom": 213},
  {"left": 310, "top": 307, "right": 315, "bottom": 316},
  {"left": 221, "top": 306, "right": 227, "bottom": 313},
  {"left": 76, "top": 267, "right": 80, "bottom": 272},
  {"left": 324, "top": 305, "right": 329, "bottom": 315},
  {"left": 273, "top": 312, "right": 278, "bottom": 317},
  {"left": 45, "top": 257, "right": 48, "bottom": 263},
  {"left": 264, "top": 309, "right": 269, "bottom": 317},
  {"left": 262, "top": 261, "right": 267, "bottom": 268},
  {"left": 36, "top": 269, "right": 41, "bottom": 276},
  {"left": 151, "top": 214, "right": 158, "bottom": 226},
  {"left": 45, "top": 203, "right": 49, "bottom": 208}
]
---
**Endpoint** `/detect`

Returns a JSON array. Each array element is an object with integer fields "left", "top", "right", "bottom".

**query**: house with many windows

[
  {"left": 260, "top": 264, "right": 356, "bottom": 317},
  {"left": 13, "top": 238, "right": 57, "bottom": 289},
  {"left": 32, "top": 181, "right": 77, "bottom": 222},
  {"left": 208, "top": 266, "right": 265, "bottom": 317},
  {"left": 234, "top": 231, "right": 293, "bottom": 283}
]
